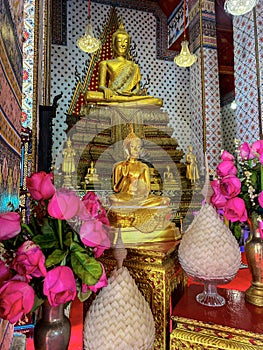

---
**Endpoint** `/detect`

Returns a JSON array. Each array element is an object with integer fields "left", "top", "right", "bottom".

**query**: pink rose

[
  {"left": 43, "top": 266, "right": 76, "bottom": 306},
  {"left": 221, "top": 150, "right": 235, "bottom": 161},
  {"left": 48, "top": 189, "right": 80, "bottom": 220},
  {"left": 0, "top": 280, "right": 34, "bottom": 323},
  {"left": 0, "top": 260, "right": 11, "bottom": 286},
  {"left": 80, "top": 192, "right": 110, "bottom": 226},
  {"left": 0, "top": 212, "right": 21, "bottom": 240},
  {"left": 82, "top": 263, "right": 108, "bottom": 293},
  {"left": 258, "top": 191, "right": 263, "bottom": 208},
  {"left": 216, "top": 160, "right": 237, "bottom": 178},
  {"left": 210, "top": 180, "right": 227, "bottom": 209},
  {"left": 239, "top": 142, "right": 254, "bottom": 160},
  {"left": 26, "top": 171, "right": 55, "bottom": 201},
  {"left": 224, "top": 197, "right": 248, "bottom": 222},
  {"left": 80, "top": 219, "right": 110, "bottom": 257},
  {"left": 258, "top": 221, "right": 263, "bottom": 239},
  {"left": 219, "top": 175, "right": 241, "bottom": 199},
  {"left": 12, "top": 241, "right": 47, "bottom": 278},
  {"left": 251, "top": 140, "right": 263, "bottom": 157}
]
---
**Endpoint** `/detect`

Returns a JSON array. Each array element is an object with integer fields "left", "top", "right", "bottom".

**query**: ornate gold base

[
  {"left": 245, "top": 283, "right": 263, "bottom": 306},
  {"left": 111, "top": 223, "right": 180, "bottom": 245}
]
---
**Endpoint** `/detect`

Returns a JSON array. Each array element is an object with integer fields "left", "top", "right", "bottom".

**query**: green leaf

[
  {"left": 71, "top": 251, "right": 102, "bottom": 285},
  {"left": 64, "top": 232, "right": 73, "bottom": 247},
  {"left": 32, "top": 220, "right": 61, "bottom": 249},
  {"left": 31, "top": 295, "right": 45, "bottom": 313},
  {"left": 45, "top": 249, "right": 68, "bottom": 268},
  {"left": 78, "top": 289, "right": 92, "bottom": 302}
]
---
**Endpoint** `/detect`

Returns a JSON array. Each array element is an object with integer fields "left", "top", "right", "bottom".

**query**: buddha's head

[
  {"left": 123, "top": 124, "right": 142, "bottom": 159},
  {"left": 112, "top": 21, "right": 130, "bottom": 57}
]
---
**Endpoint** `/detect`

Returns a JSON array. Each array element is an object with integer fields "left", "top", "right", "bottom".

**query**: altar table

[{"left": 170, "top": 284, "right": 263, "bottom": 349}]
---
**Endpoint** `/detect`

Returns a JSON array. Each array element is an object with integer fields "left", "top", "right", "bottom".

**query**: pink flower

[
  {"left": 210, "top": 180, "right": 227, "bottom": 209},
  {"left": 258, "top": 191, "right": 263, "bottom": 208},
  {"left": 224, "top": 197, "right": 248, "bottom": 222},
  {"left": 0, "top": 212, "right": 21, "bottom": 240},
  {"left": 0, "top": 280, "right": 35, "bottom": 323},
  {"left": 0, "top": 260, "right": 11, "bottom": 286},
  {"left": 258, "top": 221, "right": 263, "bottom": 239},
  {"left": 80, "top": 192, "right": 110, "bottom": 226},
  {"left": 239, "top": 142, "right": 254, "bottom": 160},
  {"left": 12, "top": 241, "right": 47, "bottom": 278},
  {"left": 26, "top": 171, "right": 55, "bottom": 201},
  {"left": 43, "top": 266, "right": 76, "bottom": 306},
  {"left": 251, "top": 140, "right": 263, "bottom": 158},
  {"left": 48, "top": 189, "right": 80, "bottom": 220},
  {"left": 80, "top": 219, "right": 111, "bottom": 257},
  {"left": 216, "top": 160, "right": 237, "bottom": 178},
  {"left": 83, "top": 263, "right": 108, "bottom": 293},
  {"left": 219, "top": 175, "right": 241, "bottom": 199},
  {"left": 221, "top": 150, "right": 235, "bottom": 161}
]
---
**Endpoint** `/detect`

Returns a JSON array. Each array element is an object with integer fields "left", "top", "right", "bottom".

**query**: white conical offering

[
  {"left": 84, "top": 267, "right": 155, "bottom": 350},
  {"left": 179, "top": 204, "right": 241, "bottom": 279}
]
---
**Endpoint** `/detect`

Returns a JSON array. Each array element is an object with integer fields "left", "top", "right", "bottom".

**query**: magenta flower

[
  {"left": 12, "top": 241, "right": 47, "bottom": 278},
  {"left": 48, "top": 189, "right": 80, "bottom": 220},
  {"left": 80, "top": 219, "right": 111, "bottom": 257},
  {"left": 43, "top": 266, "right": 77, "bottom": 306},
  {"left": 221, "top": 150, "right": 235, "bottom": 161},
  {"left": 80, "top": 192, "right": 110, "bottom": 226},
  {"left": 0, "top": 260, "right": 10, "bottom": 286},
  {"left": 26, "top": 171, "right": 55, "bottom": 201},
  {"left": 216, "top": 160, "right": 237, "bottom": 178},
  {"left": 0, "top": 212, "right": 21, "bottom": 240},
  {"left": 251, "top": 140, "right": 263, "bottom": 158},
  {"left": 224, "top": 197, "right": 248, "bottom": 222},
  {"left": 0, "top": 280, "right": 35, "bottom": 323},
  {"left": 210, "top": 180, "right": 227, "bottom": 209},
  {"left": 239, "top": 142, "right": 254, "bottom": 160},
  {"left": 258, "top": 191, "right": 263, "bottom": 208},
  {"left": 219, "top": 175, "right": 241, "bottom": 199}
]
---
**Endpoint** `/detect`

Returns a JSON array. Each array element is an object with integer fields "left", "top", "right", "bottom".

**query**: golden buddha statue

[
  {"left": 85, "top": 161, "right": 100, "bottom": 184},
  {"left": 163, "top": 165, "right": 176, "bottom": 184},
  {"left": 85, "top": 22, "right": 163, "bottom": 107},
  {"left": 185, "top": 145, "right": 200, "bottom": 184},
  {"left": 62, "top": 137, "right": 76, "bottom": 188},
  {"left": 108, "top": 124, "right": 179, "bottom": 244}
]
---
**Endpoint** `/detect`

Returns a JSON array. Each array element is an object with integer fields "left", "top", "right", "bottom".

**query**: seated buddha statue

[
  {"left": 109, "top": 124, "right": 170, "bottom": 208},
  {"left": 108, "top": 125, "right": 178, "bottom": 243},
  {"left": 85, "top": 22, "right": 163, "bottom": 108},
  {"left": 85, "top": 161, "right": 99, "bottom": 184}
]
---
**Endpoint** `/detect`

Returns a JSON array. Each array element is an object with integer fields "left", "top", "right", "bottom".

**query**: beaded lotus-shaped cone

[
  {"left": 179, "top": 203, "right": 241, "bottom": 306},
  {"left": 83, "top": 266, "right": 155, "bottom": 349}
]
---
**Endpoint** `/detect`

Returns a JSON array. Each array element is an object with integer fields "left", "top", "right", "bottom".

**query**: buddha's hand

[{"left": 101, "top": 87, "right": 114, "bottom": 100}]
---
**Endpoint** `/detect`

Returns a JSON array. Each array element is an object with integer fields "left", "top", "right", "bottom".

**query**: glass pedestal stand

[{"left": 191, "top": 275, "right": 236, "bottom": 307}]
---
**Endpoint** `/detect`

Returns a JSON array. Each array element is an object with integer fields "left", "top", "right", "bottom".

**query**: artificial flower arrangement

[
  {"left": 0, "top": 171, "right": 111, "bottom": 324},
  {"left": 210, "top": 140, "right": 263, "bottom": 239}
]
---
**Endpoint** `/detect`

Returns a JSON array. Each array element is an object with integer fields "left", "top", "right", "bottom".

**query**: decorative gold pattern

[{"left": 170, "top": 316, "right": 263, "bottom": 349}]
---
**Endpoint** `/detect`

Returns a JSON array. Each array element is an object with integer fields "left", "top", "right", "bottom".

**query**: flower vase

[
  {"left": 34, "top": 300, "right": 71, "bottom": 350},
  {"left": 245, "top": 225, "right": 263, "bottom": 306}
]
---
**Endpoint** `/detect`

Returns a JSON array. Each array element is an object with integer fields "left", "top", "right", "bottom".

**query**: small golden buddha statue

[
  {"left": 62, "top": 137, "right": 76, "bottom": 187},
  {"left": 85, "top": 161, "right": 99, "bottom": 184},
  {"left": 186, "top": 145, "right": 200, "bottom": 185},
  {"left": 85, "top": 22, "right": 163, "bottom": 108},
  {"left": 163, "top": 165, "right": 176, "bottom": 184},
  {"left": 108, "top": 124, "right": 179, "bottom": 244}
]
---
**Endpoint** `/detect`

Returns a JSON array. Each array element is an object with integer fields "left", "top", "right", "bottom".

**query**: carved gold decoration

[{"left": 171, "top": 316, "right": 263, "bottom": 349}]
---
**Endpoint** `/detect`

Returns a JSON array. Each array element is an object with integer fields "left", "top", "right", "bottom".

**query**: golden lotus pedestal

[
  {"left": 170, "top": 284, "right": 263, "bottom": 350},
  {"left": 98, "top": 239, "right": 186, "bottom": 349}
]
